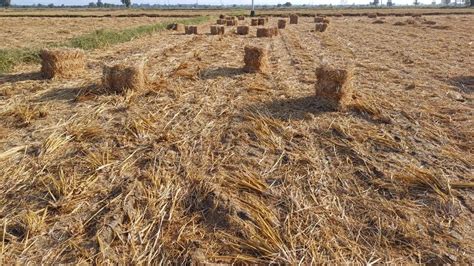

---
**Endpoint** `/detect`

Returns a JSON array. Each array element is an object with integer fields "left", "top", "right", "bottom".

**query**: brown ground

[
  {"left": 0, "top": 13, "right": 473, "bottom": 264},
  {"left": 0, "top": 16, "right": 180, "bottom": 49}
]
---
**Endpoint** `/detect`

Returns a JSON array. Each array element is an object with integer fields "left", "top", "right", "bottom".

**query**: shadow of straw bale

[
  {"left": 0, "top": 72, "right": 43, "bottom": 83},
  {"left": 252, "top": 95, "right": 328, "bottom": 121},
  {"left": 199, "top": 67, "right": 244, "bottom": 80},
  {"left": 35, "top": 84, "right": 99, "bottom": 103},
  {"left": 449, "top": 75, "right": 473, "bottom": 94}
]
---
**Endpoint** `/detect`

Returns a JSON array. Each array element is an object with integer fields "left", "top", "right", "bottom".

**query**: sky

[{"left": 13, "top": 0, "right": 436, "bottom": 8}]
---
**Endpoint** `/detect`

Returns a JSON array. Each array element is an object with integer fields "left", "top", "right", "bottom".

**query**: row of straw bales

[{"left": 40, "top": 43, "right": 352, "bottom": 111}]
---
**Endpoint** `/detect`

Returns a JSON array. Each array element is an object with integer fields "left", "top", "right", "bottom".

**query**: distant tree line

[{"left": 1, "top": 0, "right": 11, "bottom": 7}]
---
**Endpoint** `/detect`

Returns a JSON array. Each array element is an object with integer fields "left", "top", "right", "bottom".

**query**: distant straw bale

[
  {"left": 210, "top": 25, "right": 225, "bottom": 35},
  {"left": 243, "top": 46, "right": 268, "bottom": 73},
  {"left": 278, "top": 19, "right": 286, "bottom": 29},
  {"left": 40, "top": 48, "right": 85, "bottom": 79},
  {"left": 393, "top": 21, "right": 407, "bottom": 26},
  {"left": 251, "top": 18, "right": 258, "bottom": 26},
  {"left": 102, "top": 61, "right": 146, "bottom": 94},
  {"left": 238, "top": 15, "right": 245, "bottom": 20},
  {"left": 315, "top": 65, "right": 353, "bottom": 110},
  {"left": 315, "top": 23, "right": 329, "bottom": 32},
  {"left": 216, "top": 19, "right": 226, "bottom": 25},
  {"left": 314, "top": 16, "right": 330, "bottom": 23},
  {"left": 367, "top": 13, "right": 377, "bottom": 18},
  {"left": 289, "top": 14, "right": 298, "bottom": 24},
  {"left": 257, "top": 18, "right": 265, "bottom": 25},
  {"left": 185, "top": 25, "right": 198, "bottom": 34},
  {"left": 219, "top": 14, "right": 225, "bottom": 19},
  {"left": 236, "top": 25, "right": 249, "bottom": 35},
  {"left": 226, "top": 19, "right": 237, "bottom": 26},
  {"left": 256, "top": 27, "right": 278, "bottom": 37}
]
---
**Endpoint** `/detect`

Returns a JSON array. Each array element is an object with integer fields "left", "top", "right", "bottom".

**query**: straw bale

[
  {"left": 367, "top": 13, "right": 377, "bottom": 18},
  {"left": 185, "top": 25, "right": 198, "bottom": 34},
  {"left": 219, "top": 14, "right": 225, "bottom": 19},
  {"left": 236, "top": 25, "right": 249, "bottom": 35},
  {"left": 238, "top": 15, "right": 245, "bottom": 20},
  {"left": 243, "top": 46, "right": 268, "bottom": 73},
  {"left": 289, "top": 14, "right": 298, "bottom": 24},
  {"left": 167, "top": 23, "right": 185, "bottom": 31},
  {"left": 210, "top": 25, "right": 225, "bottom": 35},
  {"left": 257, "top": 18, "right": 265, "bottom": 25},
  {"left": 256, "top": 27, "right": 277, "bottom": 38},
  {"left": 315, "top": 23, "right": 329, "bottom": 32},
  {"left": 40, "top": 48, "right": 86, "bottom": 79},
  {"left": 278, "top": 19, "right": 287, "bottom": 29},
  {"left": 314, "top": 16, "right": 330, "bottom": 23},
  {"left": 102, "top": 61, "right": 146, "bottom": 93},
  {"left": 315, "top": 66, "right": 353, "bottom": 110},
  {"left": 226, "top": 19, "right": 237, "bottom": 26},
  {"left": 251, "top": 18, "right": 258, "bottom": 26},
  {"left": 216, "top": 19, "right": 226, "bottom": 25}
]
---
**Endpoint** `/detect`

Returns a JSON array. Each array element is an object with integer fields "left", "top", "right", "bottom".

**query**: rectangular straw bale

[
  {"left": 185, "top": 25, "right": 198, "bottom": 34},
  {"left": 211, "top": 25, "right": 225, "bottom": 35},
  {"left": 315, "top": 66, "right": 353, "bottom": 110},
  {"left": 40, "top": 48, "right": 86, "bottom": 79},
  {"left": 315, "top": 22, "right": 329, "bottom": 32},
  {"left": 216, "top": 19, "right": 226, "bottom": 25},
  {"left": 256, "top": 27, "right": 277, "bottom": 37},
  {"left": 238, "top": 15, "right": 245, "bottom": 20},
  {"left": 236, "top": 25, "right": 249, "bottom": 35},
  {"left": 257, "top": 18, "right": 265, "bottom": 25},
  {"left": 102, "top": 61, "right": 146, "bottom": 94},
  {"left": 289, "top": 14, "right": 298, "bottom": 24},
  {"left": 226, "top": 19, "right": 237, "bottom": 26},
  {"left": 251, "top": 18, "right": 258, "bottom": 26},
  {"left": 278, "top": 19, "right": 287, "bottom": 29},
  {"left": 243, "top": 45, "right": 268, "bottom": 73},
  {"left": 314, "top": 16, "right": 330, "bottom": 23}
]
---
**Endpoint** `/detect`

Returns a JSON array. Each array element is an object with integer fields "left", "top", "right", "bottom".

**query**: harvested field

[
  {"left": 0, "top": 12, "right": 473, "bottom": 264},
  {"left": 0, "top": 16, "right": 180, "bottom": 49}
]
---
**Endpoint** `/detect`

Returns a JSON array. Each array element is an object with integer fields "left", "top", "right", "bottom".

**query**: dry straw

[
  {"left": 315, "top": 65, "right": 353, "bottom": 110},
  {"left": 243, "top": 45, "right": 268, "bottom": 73},
  {"left": 278, "top": 19, "right": 287, "bottom": 29},
  {"left": 257, "top": 18, "right": 265, "bottom": 25},
  {"left": 40, "top": 48, "right": 85, "bottom": 79},
  {"left": 236, "top": 25, "right": 250, "bottom": 35},
  {"left": 226, "top": 19, "right": 237, "bottom": 26},
  {"left": 102, "top": 61, "right": 146, "bottom": 94},
  {"left": 251, "top": 18, "right": 258, "bottom": 26},
  {"left": 216, "top": 19, "right": 226, "bottom": 25}
]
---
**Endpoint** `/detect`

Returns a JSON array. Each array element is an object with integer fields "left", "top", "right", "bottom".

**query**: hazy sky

[{"left": 14, "top": 0, "right": 433, "bottom": 7}]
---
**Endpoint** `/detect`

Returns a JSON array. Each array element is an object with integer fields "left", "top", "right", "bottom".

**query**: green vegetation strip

[{"left": 0, "top": 16, "right": 210, "bottom": 74}]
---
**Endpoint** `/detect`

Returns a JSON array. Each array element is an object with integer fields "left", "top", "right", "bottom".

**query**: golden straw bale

[
  {"left": 315, "top": 66, "right": 353, "bottom": 110},
  {"left": 185, "top": 25, "right": 198, "bottom": 34},
  {"left": 40, "top": 48, "right": 85, "bottom": 79},
  {"left": 216, "top": 19, "right": 226, "bottom": 25},
  {"left": 238, "top": 15, "right": 245, "bottom": 20},
  {"left": 278, "top": 19, "right": 287, "bottom": 29},
  {"left": 236, "top": 25, "right": 250, "bottom": 35},
  {"left": 314, "top": 16, "right": 329, "bottom": 23},
  {"left": 210, "top": 25, "right": 225, "bottom": 35},
  {"left": 256, "top": 27, "right": 277, "bottom": 37},
  {"left": 226, "top": 19, "right": 237, "bottom": 26},
  {"left": 102, "top": 61, "right": 146, "bottom": 94},
  {"left": 243, "top": 46, "right": 268, "bottom": 73},
  {"left": 251, "top": 18, "right": 258, "bottom": 26},
  {"left": 289, "top": 14, "right": 298, "bottom": 24},
  {"left": 219, "top": 14, "right": 225, "bottom": 19},
  {"left": 315, "top": 22, "right": 329, "bottom": 32},
  {"left": 257, "top": 18, "right": 265, "bottom": 25}
]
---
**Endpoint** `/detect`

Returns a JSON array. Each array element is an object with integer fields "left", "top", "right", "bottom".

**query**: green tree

[
  {"left": 283, "top": 1, "right": 292, "bottom": 6},
  {"left": 1, "top": 0, "right": 12, "bottom": 7},
  {"left": 121, "top": 0, "right": 131, "bottom": 7},
  {"left": 97, "top": 0, "right": 103, "bottom": 7}
]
